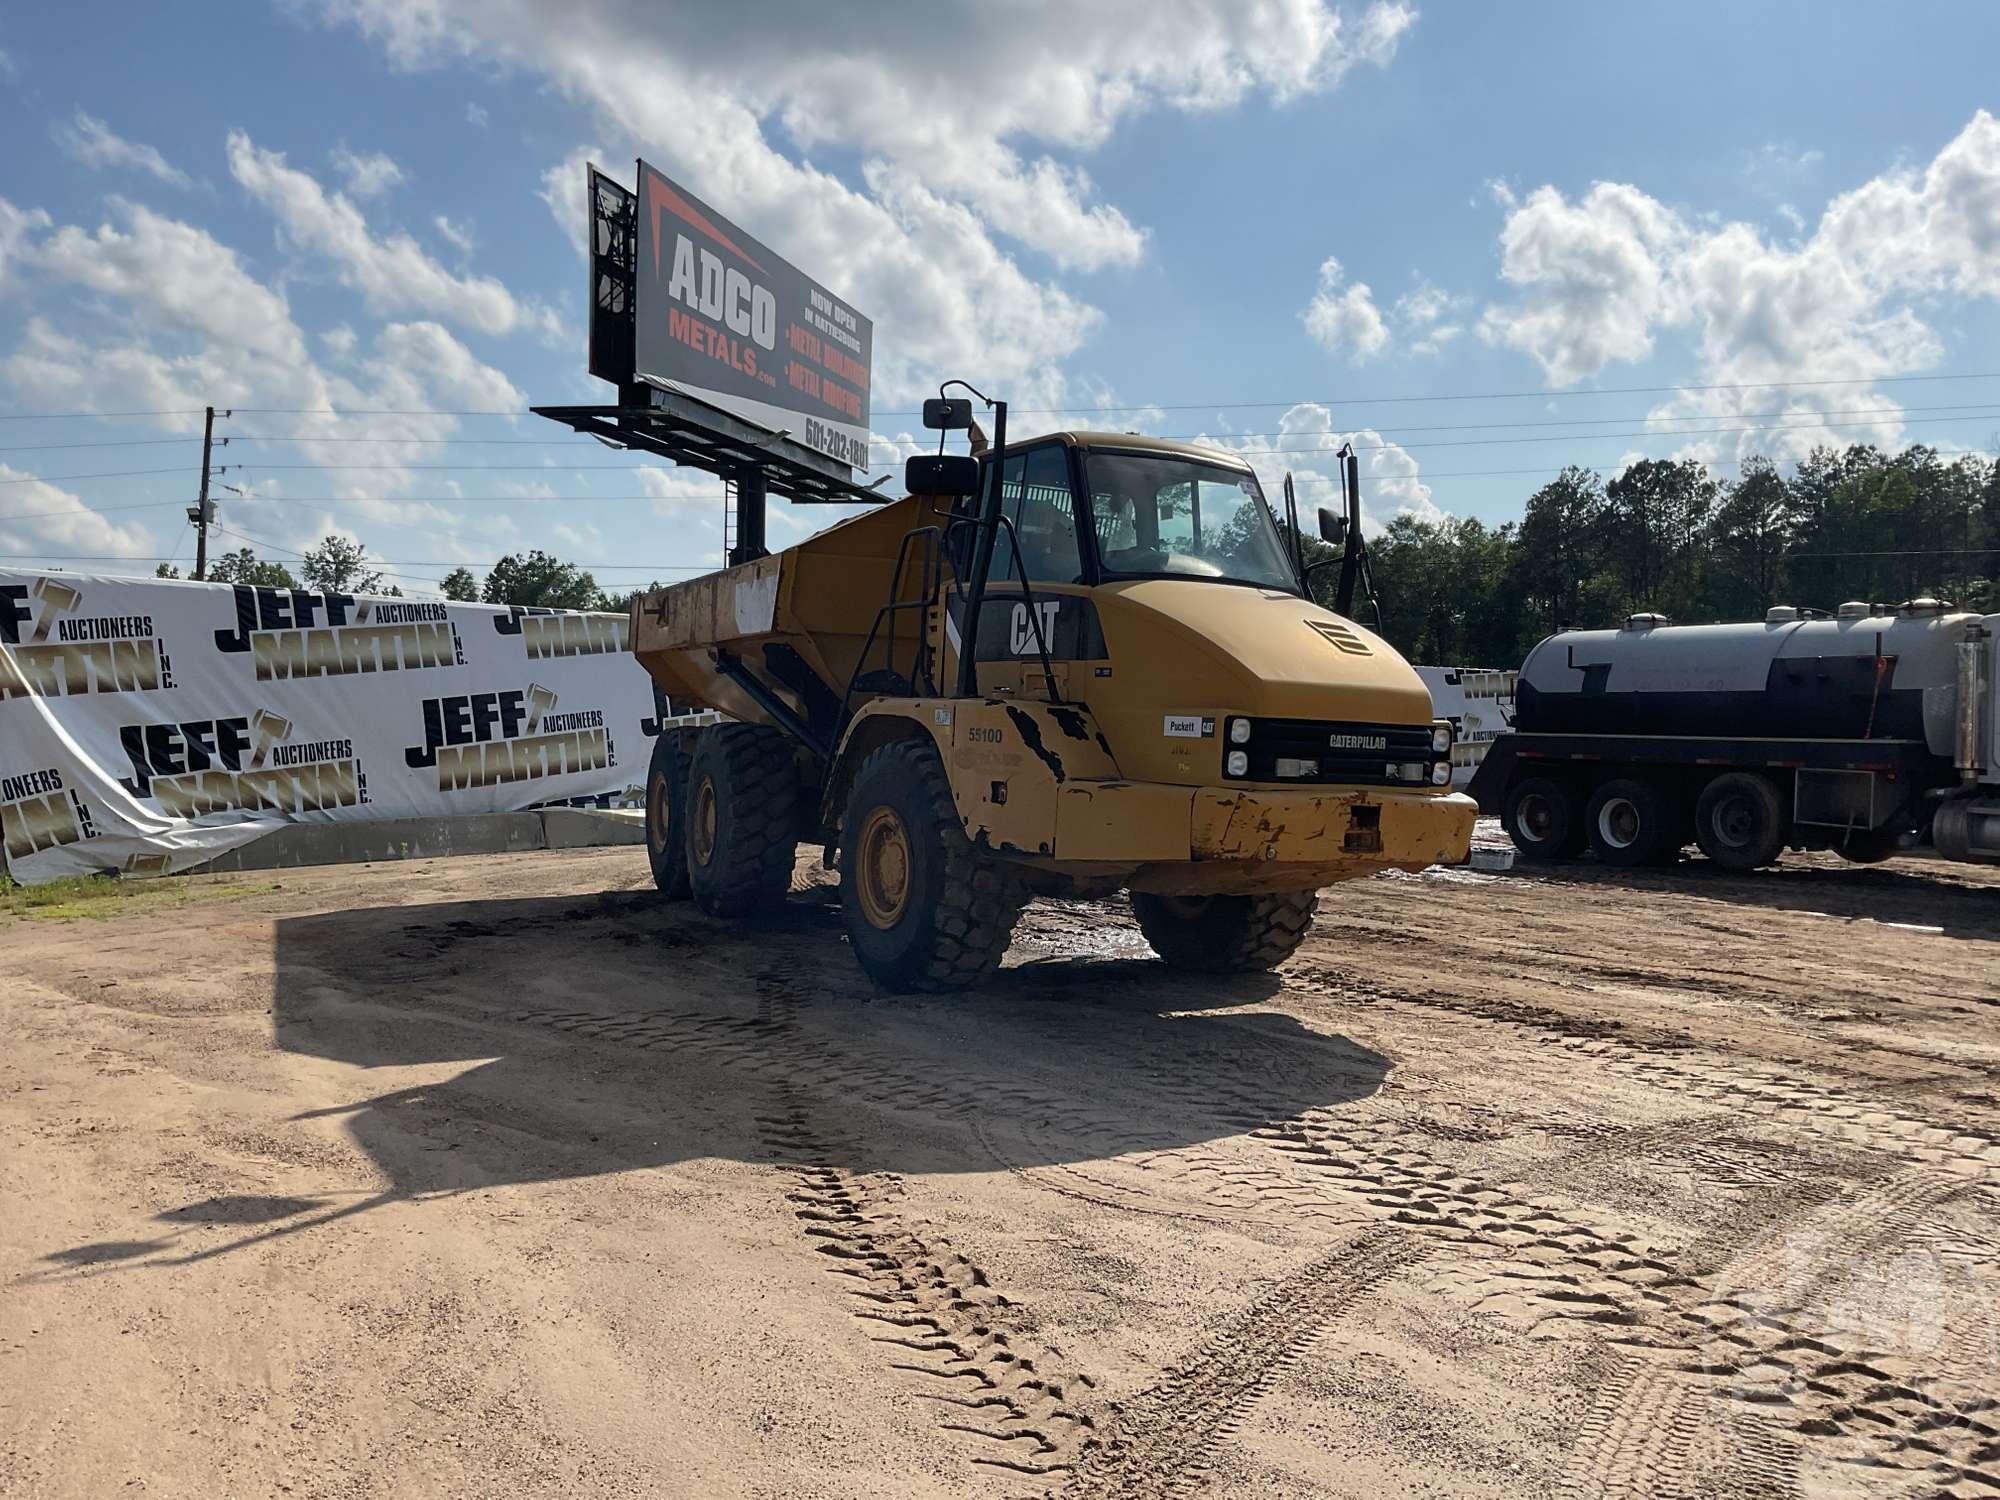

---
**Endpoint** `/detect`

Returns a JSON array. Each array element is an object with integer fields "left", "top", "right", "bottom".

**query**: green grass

[{"left": 0, "top": 870, "right": 279, "bottom": 920}]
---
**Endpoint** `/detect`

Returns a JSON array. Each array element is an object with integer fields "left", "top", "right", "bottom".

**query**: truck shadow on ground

[
  {"left": 41, "top": 886, "right": 1386, "bottom": 1275},
  {"left": 1518, "top": 854, "right": 2000, "bottom": 942}
]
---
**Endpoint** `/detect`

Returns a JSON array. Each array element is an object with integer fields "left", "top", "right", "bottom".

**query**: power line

[
  {"left": 15, "top": 408, "right": 1990, "bottom": 475},
  {"left": 204, "top": 368, "right": 2000, "bottom": 418},
  {"left": 16, "top": 398, "right": 2000, "bottom": 452},
  {"left": 0, "top": 467, "right": 194, "bottom": 486},
  {"left": 0, "top": 409, "right": 204, "bottom": 422},
  {"left": 0, "top": 500, "right": 189, "bottom": 524}
]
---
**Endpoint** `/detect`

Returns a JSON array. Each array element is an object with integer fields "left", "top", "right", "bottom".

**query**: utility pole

[{"left": 189, "top": 405, "right": 217, "bottom": 581}]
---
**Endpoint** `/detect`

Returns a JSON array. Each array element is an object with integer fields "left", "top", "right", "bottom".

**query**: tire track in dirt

[
  {"left": 1285, "top": 964, "right": 2000, "bottom": 1497},
  {"left": 1060, "top": 1230, "right": 1424, "bottom": 1500},
  {"left": 1560, "top": 1167, "right": 2000, "bottom": 1499},
  {"left": 748, "top": 966, "right": 1105, "bottom": 1483},
  {"left": 1289, "top": 964, "right": 2000, "bottom": 1177}
]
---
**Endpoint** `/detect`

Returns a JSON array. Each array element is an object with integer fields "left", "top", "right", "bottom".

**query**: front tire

[
  {"left": 1585, "top": 778, "right": 1677, "bottom": 867},
  {"left": 644, "top": 734, "right": 691, "bottom": 899},
  {"left": 685, "top": 725, "right": 800, "bottom": 917},
  {"left": 1131, "top": 890, "right": 1319, "bottom": 973},
  {"left": 838, "top": 739, "right": 1026, "bottom": 992},
  {"left": 1694, "top": 771, "right": 1786, "bottom": 871},
  {"left": 1504, "top": 776, "right": 1585, "bottom": 861}
]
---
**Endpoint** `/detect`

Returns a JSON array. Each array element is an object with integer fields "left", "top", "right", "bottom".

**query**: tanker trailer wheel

[
  {"left": 1833, "top": 828, "right": 1900, "bottom": 864},
  {"left": 1131, "top": 890, "right": 1319, "bottom": 973},
  {"left": 685, "top": 725, "right": 800, "bottom": 917},
  {"left": 1694, "top": 771, "right": 1786, "bottom": 871},
  {"left": 837, "top": 739, "right": 1027, "bottom": 992},
  {"left": 1584, "top": 777, "right": 1677, "bottom": 867},
  {"left": 1503, "top": 776, "right": 1586, "bottom": 861},
  {"left": 644, "top": 734, "right": 691, "bottom": 899}
]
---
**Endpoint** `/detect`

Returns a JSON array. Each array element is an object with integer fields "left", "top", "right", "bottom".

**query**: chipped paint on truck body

[{"left": 837, "top": 695, "right": 1476, "bottom": 891}]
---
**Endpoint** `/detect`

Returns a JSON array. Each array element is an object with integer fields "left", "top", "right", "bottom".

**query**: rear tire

[
  {"left": 644, "top": 735, "right": 691, "bottom": 899},
  {"left": 838, "top": 739, "right": 1027, "bottom": 992},
  {"left": 685, "top": 725, "right": 800, "bottom": 917},
  {"left": 1131, "top": 890, "right": 1319, "bottom": 973},
  {"left": 1585, "top": 778, "right": 1677, "bottom": 867},
  {"left": 1694, "top": 771, "right": 1786, "bottom": 871},
  {"left": 1503, "top": 776, "right": 1585, "bottom": 861}
]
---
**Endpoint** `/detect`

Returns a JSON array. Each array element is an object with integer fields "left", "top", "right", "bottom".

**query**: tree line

[
  {"left": 1323, "top": 442, "right": 2000, "bottom": 667},
  {"left": 160, "top": 540, "right": 657, "bottom": 611}
]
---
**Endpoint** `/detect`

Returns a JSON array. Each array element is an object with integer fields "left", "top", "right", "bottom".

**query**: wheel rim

[
  {"left": 854, "top": 806, "right": 913, "bottom": 929},
  {"left": 1711, "top": 794, "right": 1757, "bottom": 849},
  {"left": 647, "top": 773, "right": 671, "bottom": 854},
  {"left": 691, "top": 774, "right": 718, "bottom": 867},
  {"left": 1518, "top": 791, "right": 1556, "bottom": 841},
  {"left": 1597, "top": 797, "right": 1641, "bottom": 850}
]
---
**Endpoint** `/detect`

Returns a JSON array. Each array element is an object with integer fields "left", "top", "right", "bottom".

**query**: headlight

[
  {"left": 1431, "top": 761, "right": 1451, "bottom": 785},
  {"left": 1431, "top": 721, "right": 1453, "bottom": 754},
  {"left": 1229, "top": 717, "right": 1252, "bottom": 745},
  {"left": 1225, "top": 749, "right": 1249, "bottom": 776}
]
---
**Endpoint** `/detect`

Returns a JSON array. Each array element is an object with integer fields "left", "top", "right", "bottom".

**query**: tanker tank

[{"left": 1516, "top": 601, "right": 1983, "bottom": 756}]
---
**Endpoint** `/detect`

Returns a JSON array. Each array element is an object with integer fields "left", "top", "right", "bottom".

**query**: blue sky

[{"left": 1, "top": 2, "right": 1997, "bottom": 595}]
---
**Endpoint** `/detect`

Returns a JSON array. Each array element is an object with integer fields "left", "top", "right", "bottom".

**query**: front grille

[{"left": 1228, "top": 717, "right": 1437, "bottom": 786}]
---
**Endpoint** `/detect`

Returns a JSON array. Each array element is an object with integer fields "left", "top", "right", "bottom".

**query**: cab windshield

[{"left": 1084, "top": 450, "right": 1299, "bottom": 592}]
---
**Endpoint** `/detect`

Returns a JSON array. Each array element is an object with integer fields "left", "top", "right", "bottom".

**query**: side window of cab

[{"left": 994, "top": 443, "right": 1084, "bottom": 584}]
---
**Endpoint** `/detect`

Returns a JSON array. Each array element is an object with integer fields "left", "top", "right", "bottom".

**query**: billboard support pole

[{"left": 729, "top": 468, "right": 768, "bottom": 567}]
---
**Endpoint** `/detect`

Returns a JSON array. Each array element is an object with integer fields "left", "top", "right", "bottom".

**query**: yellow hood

[{"left": 1094, "top": 579, "right": 1433, "bottom": 724}]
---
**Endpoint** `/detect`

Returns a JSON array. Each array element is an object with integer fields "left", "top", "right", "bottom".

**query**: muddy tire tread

[
  {"left": 1130, "top": 890, "right": 1319, "bottom": 973},
  {"left": 687, "top": 724, "right": 799, "bottom": 917}
]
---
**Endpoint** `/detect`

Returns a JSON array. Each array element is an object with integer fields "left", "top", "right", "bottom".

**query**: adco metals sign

[{"left": 633, "top": 161, "right": 873, "bottom": 471}]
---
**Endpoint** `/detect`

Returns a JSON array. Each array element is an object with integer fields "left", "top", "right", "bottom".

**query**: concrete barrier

[{"left": 189, "top": 809, "right": 644, "bottom": 874}]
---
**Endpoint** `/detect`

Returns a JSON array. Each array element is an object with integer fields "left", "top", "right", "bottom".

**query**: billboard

[
  {"left": 1, "top": 570, "right": 659, "bottom": 884},
  {"left": 632, "top": 161, "right": 873, "bottom": 472}
]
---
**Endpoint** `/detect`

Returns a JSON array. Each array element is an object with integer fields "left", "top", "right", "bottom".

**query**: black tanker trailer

[{"left": 1468, "top": 600, "right": 2000, "bottom": 870}]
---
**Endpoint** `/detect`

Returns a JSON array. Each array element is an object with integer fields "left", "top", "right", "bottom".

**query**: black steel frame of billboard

[
  {"left": 586, "top": 166, "right": 637, "bottom": 387},
  {"left": 553, "top": 163, "right": 883, "bottom": 566}
]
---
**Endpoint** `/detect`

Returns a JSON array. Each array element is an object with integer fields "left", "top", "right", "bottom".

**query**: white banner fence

[{"left": 1, "top": 570, "right": 660, "bottom": 884}]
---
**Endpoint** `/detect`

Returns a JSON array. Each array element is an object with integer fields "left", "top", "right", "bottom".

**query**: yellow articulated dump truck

[{"left": 632, "top": 391, "right": 1475, "bottom": 990}]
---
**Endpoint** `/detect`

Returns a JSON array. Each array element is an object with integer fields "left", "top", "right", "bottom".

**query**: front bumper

[
  {"left": 1191, "top": 786, "right": 1476, "bottom": 866},
  {"left": 1050, "top": 780, "right": 1476, "bottom": 892}
]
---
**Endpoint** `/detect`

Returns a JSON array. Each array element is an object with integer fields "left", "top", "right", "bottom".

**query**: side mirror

[
  {"left": 922, "top": 397, "right": 973, "bottom": 431},
  {"left": 1317, "top": 506, "right": 1349, "bottom": 546},
  {"left": 905, "top": 453, "right": 980, "bottom": 497}
]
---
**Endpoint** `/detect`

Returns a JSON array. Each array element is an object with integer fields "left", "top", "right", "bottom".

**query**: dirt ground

[{"left": 3, "top": 836, "right": 1998, "bottom": 1500}]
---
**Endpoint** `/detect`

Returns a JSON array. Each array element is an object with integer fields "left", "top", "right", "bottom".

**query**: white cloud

[
  {"left": 1394, "top": 278, "right": 1469, "bottom": 355},
  {"left": 30, "top": 196, "right": 305, "bottom": 361},
  {"left": 228, "top": 131, "right": 556, "bottom": 341},
  {"left": 1477, "top": 110, "right": 2000, "bottom": 463},
  {"left": 0, "top": 464, "right": 156, "bottom": 559},
  {"left": 1302, "top": 256, "right": 1389, "bottom": 361},
  {"left": 433, "top": 213, "right": 475, "bottom": 256},
  {"left": 539, "top": 145, "right": 599, "bottom": 260},
  {"left": 1477, "top": 181, "right": 1686, "bottom": 384},
  {"left": 1199, "top": 401, "right": 1439, "bottom": 536},
  {"left": 0, "top": 200, "right": 52, "bottom": 289},
  {"left": 329, "top": 143, "right": 407, "bottom": 198},
  {"left": 1743, "top": 141, "right": 1823, "bottom": 197},
  {"left": 52, "top": 110, "right": 193, "bottom": 189},
  {"left": 0, "top": 194, "right": 528, "bottom": 564},
  {"left": 314, "top": 0, "right": 1415, "bottom": 395},
  {"left": 464, "top": 101, "right": 489, "bottom": 130}
]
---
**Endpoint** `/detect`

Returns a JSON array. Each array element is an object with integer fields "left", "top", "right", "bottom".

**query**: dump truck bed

[{"left": 631, "top": 492, "right": 944, "bottom": 721}]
